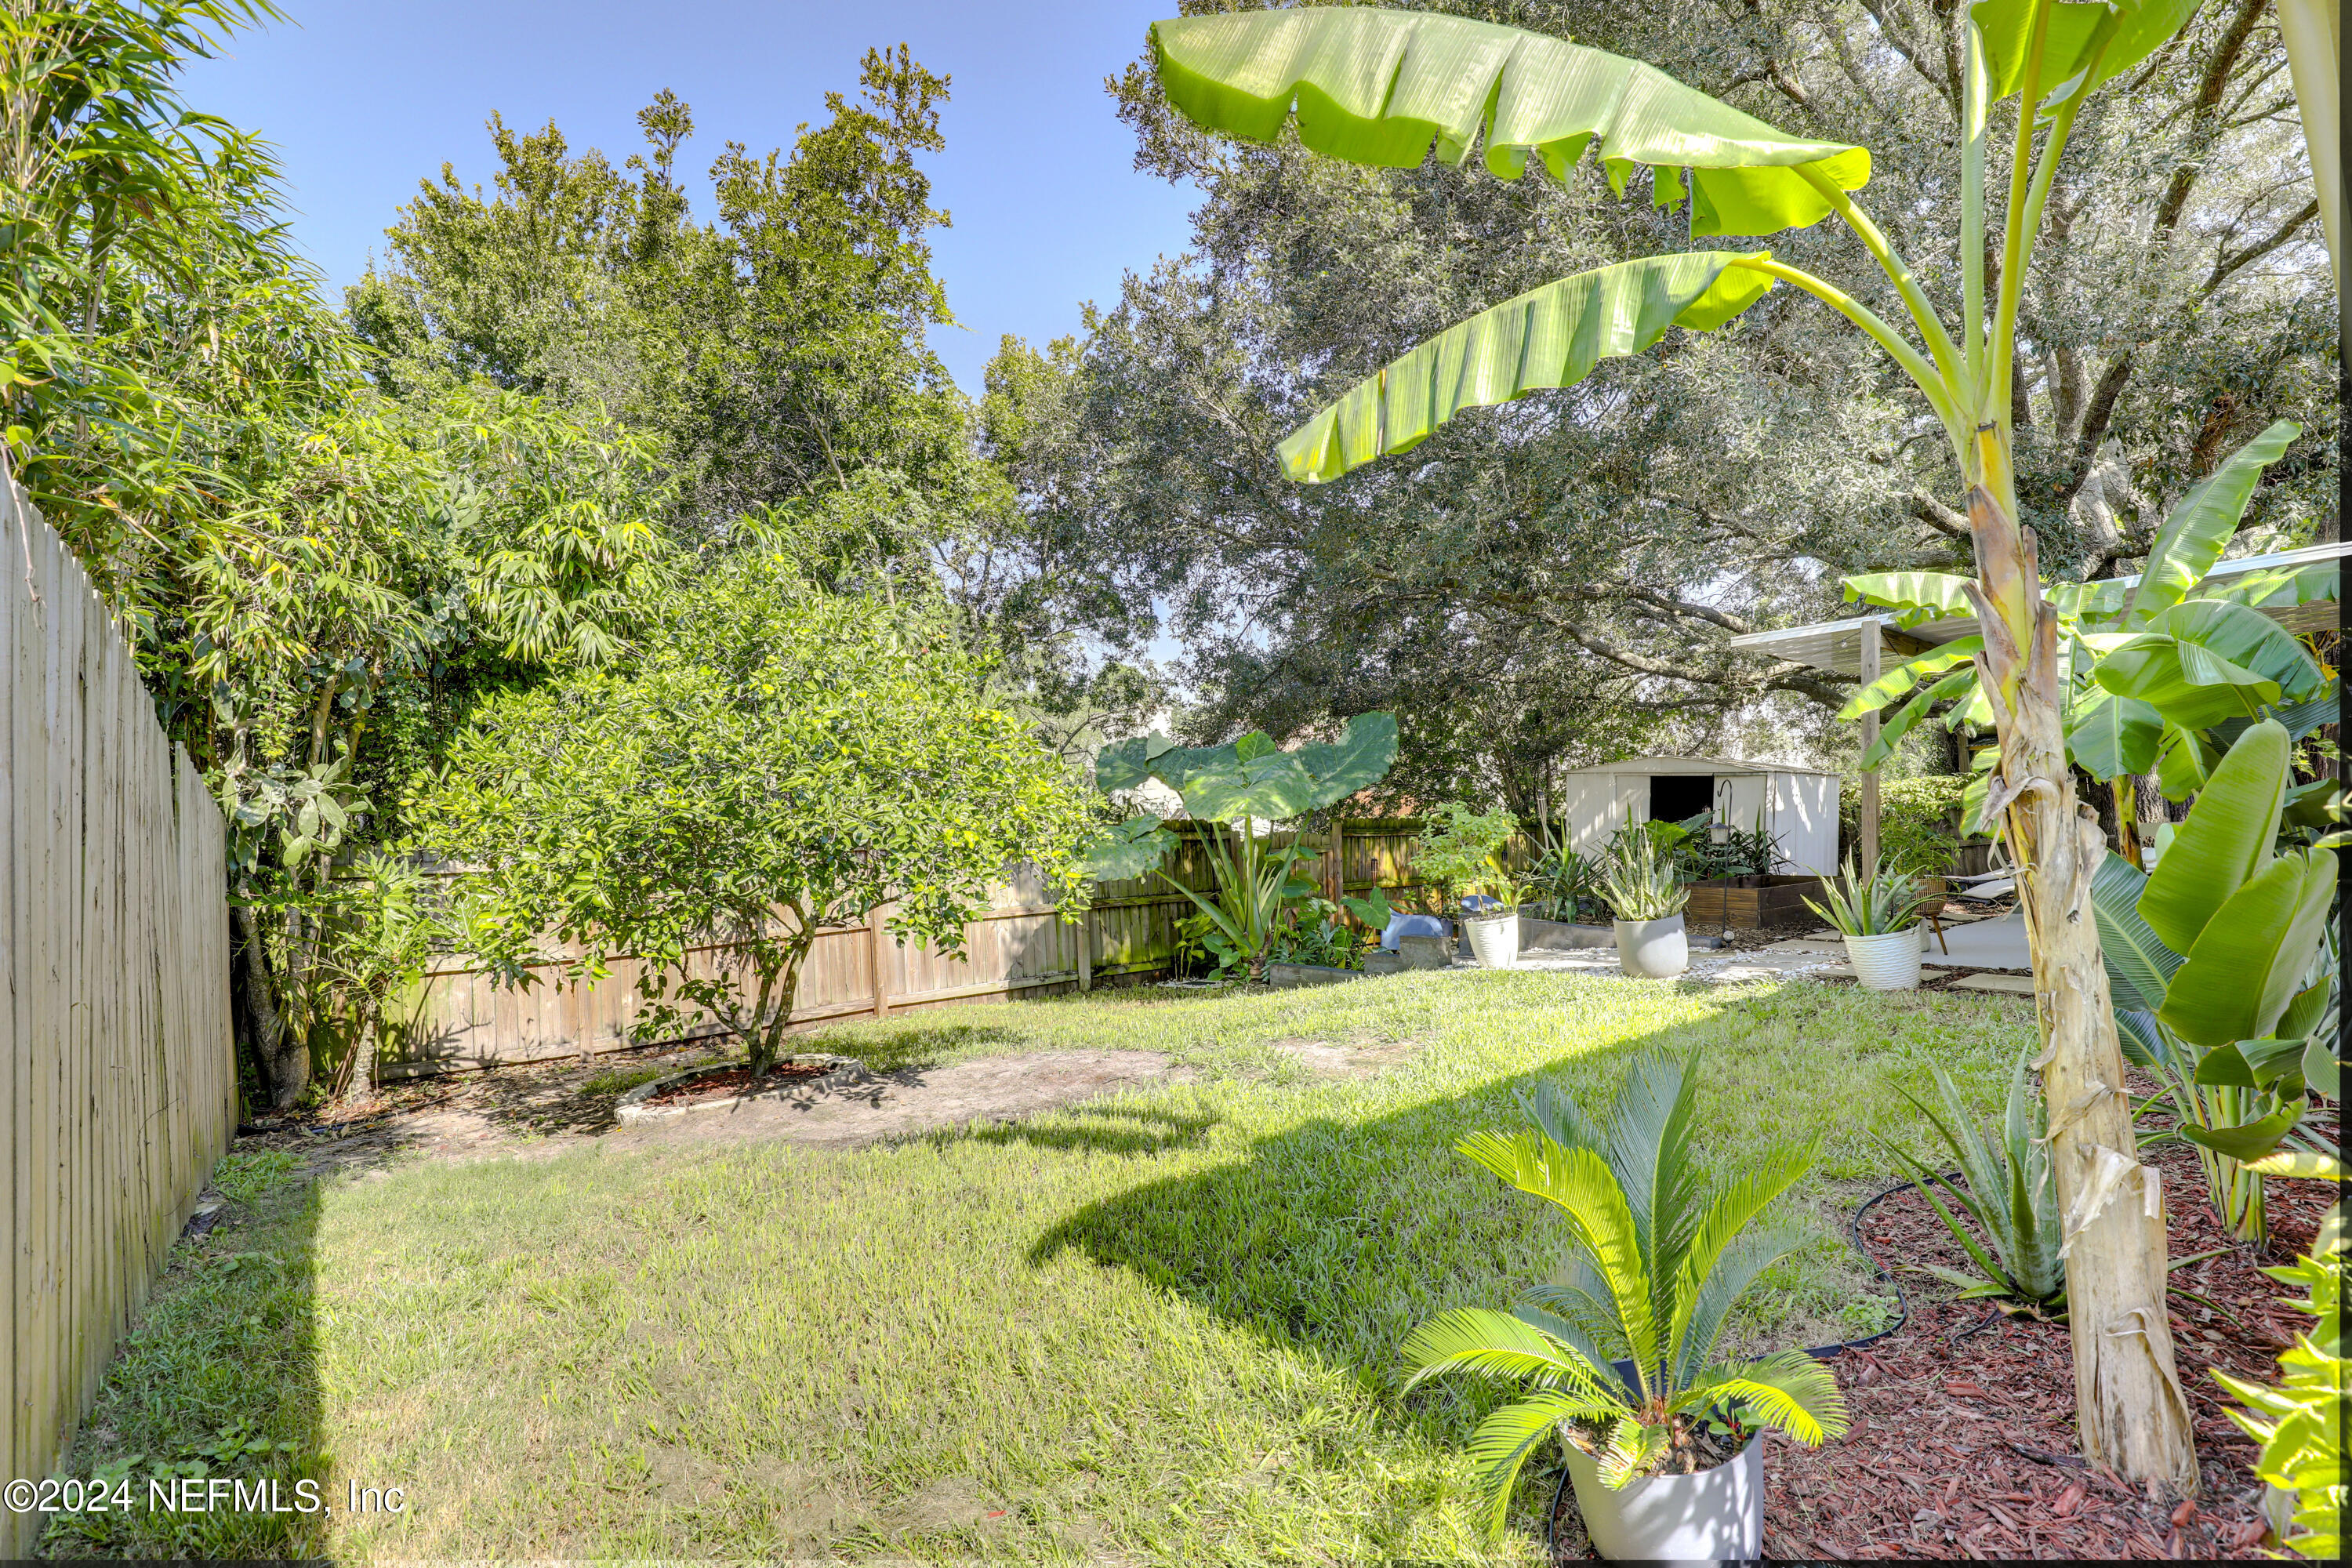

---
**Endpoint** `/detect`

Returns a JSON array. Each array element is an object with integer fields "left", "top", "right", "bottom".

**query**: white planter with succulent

[
  {"left": 1597, "top": 826, "right": 1692, "bottom": 978},
  {"left": 1398, "top": 1050, "right": 1848, "bottom": 1559},
  {"left": 1804, "top": 855, "right": 1931, "bottom": 991}
]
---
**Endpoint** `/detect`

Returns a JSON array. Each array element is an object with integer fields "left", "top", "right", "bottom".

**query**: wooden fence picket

[{"left": 1, "top": 472, "right": 236, "bottom": 1555}]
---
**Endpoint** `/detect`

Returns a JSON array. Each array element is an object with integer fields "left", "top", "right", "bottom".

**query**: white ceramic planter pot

[
  {"left": 1613, "top": 915, "right": 1689, "bottom": 978},
  {"left": 1463, "top": 912, "right": 1521, "bottom": 969},
  {"left": 1562, "top": 1433, "right": 1762, "bottom": 1562},
  {"left": 1845, "top": 927, "right": 1924, "bottom": 991}
]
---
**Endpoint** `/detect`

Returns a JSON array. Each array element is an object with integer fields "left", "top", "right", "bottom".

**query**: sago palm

[{"left": 1399, "top": 1049, "right": 1846, "bottom": 1537}]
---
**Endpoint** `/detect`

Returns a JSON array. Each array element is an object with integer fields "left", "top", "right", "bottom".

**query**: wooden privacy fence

[
  {"left": 2, "top": 471, "right": 237, "bottom": 1548},
  {"left": 385, "top": 818, "right": 1458, "bottom": 1078}
]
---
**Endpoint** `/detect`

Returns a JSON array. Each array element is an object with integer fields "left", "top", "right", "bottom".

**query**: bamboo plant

[{"left": 1143, "top": 0, "right": 2215, "bottom": 1486}]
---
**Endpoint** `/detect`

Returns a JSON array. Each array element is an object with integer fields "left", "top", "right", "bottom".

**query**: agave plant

[
  {"left": 1803, "top": 854, "right": 1931, "bottom": 938},
  {"left": 1595, "top": 826, "right": 1690, "bottom": 922},
  {"left": 1399, "top": 1050, "right": 1846, "bottom": 1537},
  {"left": 1878, "top": 1048, "right": 2065, "bottom": 1314}
]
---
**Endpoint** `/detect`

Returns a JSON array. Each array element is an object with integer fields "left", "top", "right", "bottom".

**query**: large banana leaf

[
  {"left": 2200, "top": 561, "right": 2339, "bottom": 613},
  {"left": 1860, "top": 666, "right": 1977, "bottom": 770},
  {"left": 1277, "top": 252, "right": 1774, "bottom": 482},
  {"left": 1149, "top": 7, "right": 1868, "bottom": 236},
  {"left": 2140, "top": 719, "right": 2288, "bottom": 952},
  {"left": 1970, "top": 0, "right": 2200, "bottom": 106},
  {"left": 2159, "top": 850, "right": 2338, "bottom": 1047},
  {"left": 2125, "top": 420, "right": 2300, "bottom": 622},
  {"left": 2066, "top": 688, "right": 2164, "bottom": 779},
  {"left": 1842, "top": 572, "right": 1976, "bottom": 626},
  {"left": 1835, "top": 641, "right": 1982, "bottom": 720},
  {"left": 2090, "top": 850, "right": 2182, "bottom": 1014},
  {"left": 2154, "top": 720, "right": 2217, "bottom": 800},
  {"left": 2094, "top": 601, "right": 2326, "bottom": 729}
]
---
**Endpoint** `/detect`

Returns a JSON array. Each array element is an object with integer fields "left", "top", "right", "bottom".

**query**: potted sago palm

[
  {"left": 1805, "top": 855, "right": 1932, "bottom": 991},
  {"left": 1399, "top": 1049, "right": 1847, "bottom": 1557},
  {"left": 1597, "top": 826, "right": 1690, "bottom": 978},
  {"left": 1414, "top": 803, "right": 1527, "bottom": 969}
]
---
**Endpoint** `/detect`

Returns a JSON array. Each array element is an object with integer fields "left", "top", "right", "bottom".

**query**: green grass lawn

[{"left": 46, "top": 971, "right": 2034, "bottom": 1562}]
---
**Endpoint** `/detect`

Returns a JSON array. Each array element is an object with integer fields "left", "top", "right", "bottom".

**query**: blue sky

[{"left": 180, "top": 0, "right": 1201, "bottom": 394}]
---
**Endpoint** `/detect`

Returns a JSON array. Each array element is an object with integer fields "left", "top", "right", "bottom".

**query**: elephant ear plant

[
  {"left": 1399, "top": 1049, "right": 1846, "bottom": 1537},
  {"left": 1082, "top": 713, "right": 1399, "bottom": 981}
]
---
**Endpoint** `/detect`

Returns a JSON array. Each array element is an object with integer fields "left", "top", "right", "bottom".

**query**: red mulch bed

[
  {"left": 1550, "top": 1104, "right": 2336, "bottom": 1562},
  {"left": 644, "top": 1062, "right": 830, "bottom": 1109}
]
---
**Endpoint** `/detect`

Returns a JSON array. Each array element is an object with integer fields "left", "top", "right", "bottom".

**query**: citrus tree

[
  {"left": 1141, "top": 0, "right": 2228, "bottom": 1489},
  {"left": 416, "top": 554, "right": 1098, "bottom": 1080}
]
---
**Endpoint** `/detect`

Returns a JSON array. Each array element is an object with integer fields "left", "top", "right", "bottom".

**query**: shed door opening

[{"left": 1649, "top": 773, "right": 1712, "bottom": 825}]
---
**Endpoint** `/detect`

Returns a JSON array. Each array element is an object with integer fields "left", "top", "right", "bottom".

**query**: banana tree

[
  {"left": 1144, "top": 0, "right": 2212, "bottom": 1487},
  {"left": 1083, "top": 713, "right": 1398, "bottom": 979},
  {"left": 2090, "top": 720, "right": 2339, "bottom": 1243},
  {"left": 1835, "top": 420, "right": 2337, "bottom": 862}
]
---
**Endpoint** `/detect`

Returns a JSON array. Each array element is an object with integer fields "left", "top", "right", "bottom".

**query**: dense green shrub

[{"left": 1840, "top": 776, "right": 1975, "bottom": 875}]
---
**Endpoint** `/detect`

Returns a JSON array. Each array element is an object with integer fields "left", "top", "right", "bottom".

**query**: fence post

[
  {"left": 869, "top": 904, "right": 891, "bottom": 1019},
  {"left": 1327, "top": 818, "right": 1345, "bottom": 908},
  {"left": 1076, "top": 912, "right": 1092, "bottom": 992}
]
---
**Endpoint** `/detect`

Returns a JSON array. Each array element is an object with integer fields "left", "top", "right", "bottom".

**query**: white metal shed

[{"left": 1554, "top": 756, "right": 1840, "bottom": 875}]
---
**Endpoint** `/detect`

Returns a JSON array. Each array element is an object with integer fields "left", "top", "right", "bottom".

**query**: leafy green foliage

[
  {"left": 1839, "top": 775, "right": 1974, "bottom": 877},
  {"left": 1412, "top": 802, "right": 1523, "bottom": 910},
  {"left": 1273, "top": 252, "right": 1778, "bottom": 483},
  {"left": 1397, "top": 1050, "right": 1846, "bottom": 1534},
  {"left": 1084, "top": 716, "right": 1399, "bottom": 980},
  {"left": 411, "top": 555, "right": 1096, "bottom": 1077},
  {"left": 2092, "top": 722, "right": 2339, "bottom": 1242},
  {"left": 2213, "top": 1248, "right": 2343, "bottom": 1561},
  {"left": 1877, "top": 1049, "right": 2064, "bottom": 1311}
]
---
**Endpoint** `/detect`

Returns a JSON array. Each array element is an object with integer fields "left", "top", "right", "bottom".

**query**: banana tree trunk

[{"left": 1964, "top": 480, "right": 2199, "bottom": 1495}]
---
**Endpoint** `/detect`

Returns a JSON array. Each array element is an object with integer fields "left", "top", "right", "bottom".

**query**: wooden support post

[
  {"left": 1076, "top": 909, "right": 1092, "bottom": 993},
  {"left": 869, "top": 904, "right": 891, "bottom": 1019},
  {"left": 1859, "top": 618, "right": 1882, "bottom": 873},
  {"left": 1327, "top": 818, "right": 1346, "bottom": 909}
]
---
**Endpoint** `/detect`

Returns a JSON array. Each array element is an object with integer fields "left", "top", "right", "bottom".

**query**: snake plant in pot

[
  {"left": 1805, "top": 855, "right": 1933, "bottom": 990},
  {"left": 1399, "top": 1049, "right": 1846, "bottom": 1556},
  {"left": 1597, "top": 826, "right": 1691, "bottom": 978}
]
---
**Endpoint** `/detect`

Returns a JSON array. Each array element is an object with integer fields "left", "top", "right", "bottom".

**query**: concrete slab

[
  {"left": 1950, "top": 973, "right": 2038, "bottom": 996},
  {"left": 1759, "top": 939, "right": 1845, "bottom": 954}
]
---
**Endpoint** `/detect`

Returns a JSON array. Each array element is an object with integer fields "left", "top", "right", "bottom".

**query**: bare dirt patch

[
  {"left": 241, "top": 1047, "right": 1194, "bottom": 1174},
  {"left": 1265, "top": 1034, "right": 1426, "bottom": 1078}
]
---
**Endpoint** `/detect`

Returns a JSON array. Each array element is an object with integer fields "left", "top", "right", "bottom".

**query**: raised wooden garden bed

[{"left": 1683, "top": 874, "right": 1829, "bottom": 930}]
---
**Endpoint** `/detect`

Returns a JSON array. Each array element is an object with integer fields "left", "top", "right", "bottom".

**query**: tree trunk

[
  {"left": 1964, "top": 485, "right": 2198, "bottom": 1495},
  {"left": 233, "top": 901, "right": 310, "bottom": 1109}
]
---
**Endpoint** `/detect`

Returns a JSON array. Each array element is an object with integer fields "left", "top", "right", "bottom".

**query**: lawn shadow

[
  {"left": 1026, "top": 1007, "right": 1868, "bottom": 1404},
  {"left": 959, "top": 1099, "right": 1221, "bottom": 1158},
  {"left": 41, "top": 1154, "right": 331, "bottom": 1558}
]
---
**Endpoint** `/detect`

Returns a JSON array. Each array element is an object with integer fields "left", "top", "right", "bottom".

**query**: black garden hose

[{"left": 1544, "top": 1173, "right": 1986, "bottom": 1561}]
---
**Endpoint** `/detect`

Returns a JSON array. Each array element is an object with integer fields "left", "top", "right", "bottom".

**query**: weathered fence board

[{"left": 2, "top": 472, "right": 235, "bottom": 1552}]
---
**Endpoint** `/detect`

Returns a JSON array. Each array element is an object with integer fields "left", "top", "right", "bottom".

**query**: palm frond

[
  {"left": 1686, "top": 1350, "right": 1849, "bottom": 1447},
  {"left": 1593, "top": 1416, "right": 1674, "bottom": 1490},
  {"left": 1606, "top": 1049, "right": 1707, "bottom": 1336},
  {"left": 1396, "top": 1306, "right": 1588, "bottom": 1394},
  {"left": 1462, "top": 1392, "right": 1618, "bottom": 1540},
  {"left": 1668, "top": 1144, "right": 1815, "bottom": 1375},
  {"left": 1668, "top": 1221, "right": 1809, "bottom": 1386}
]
